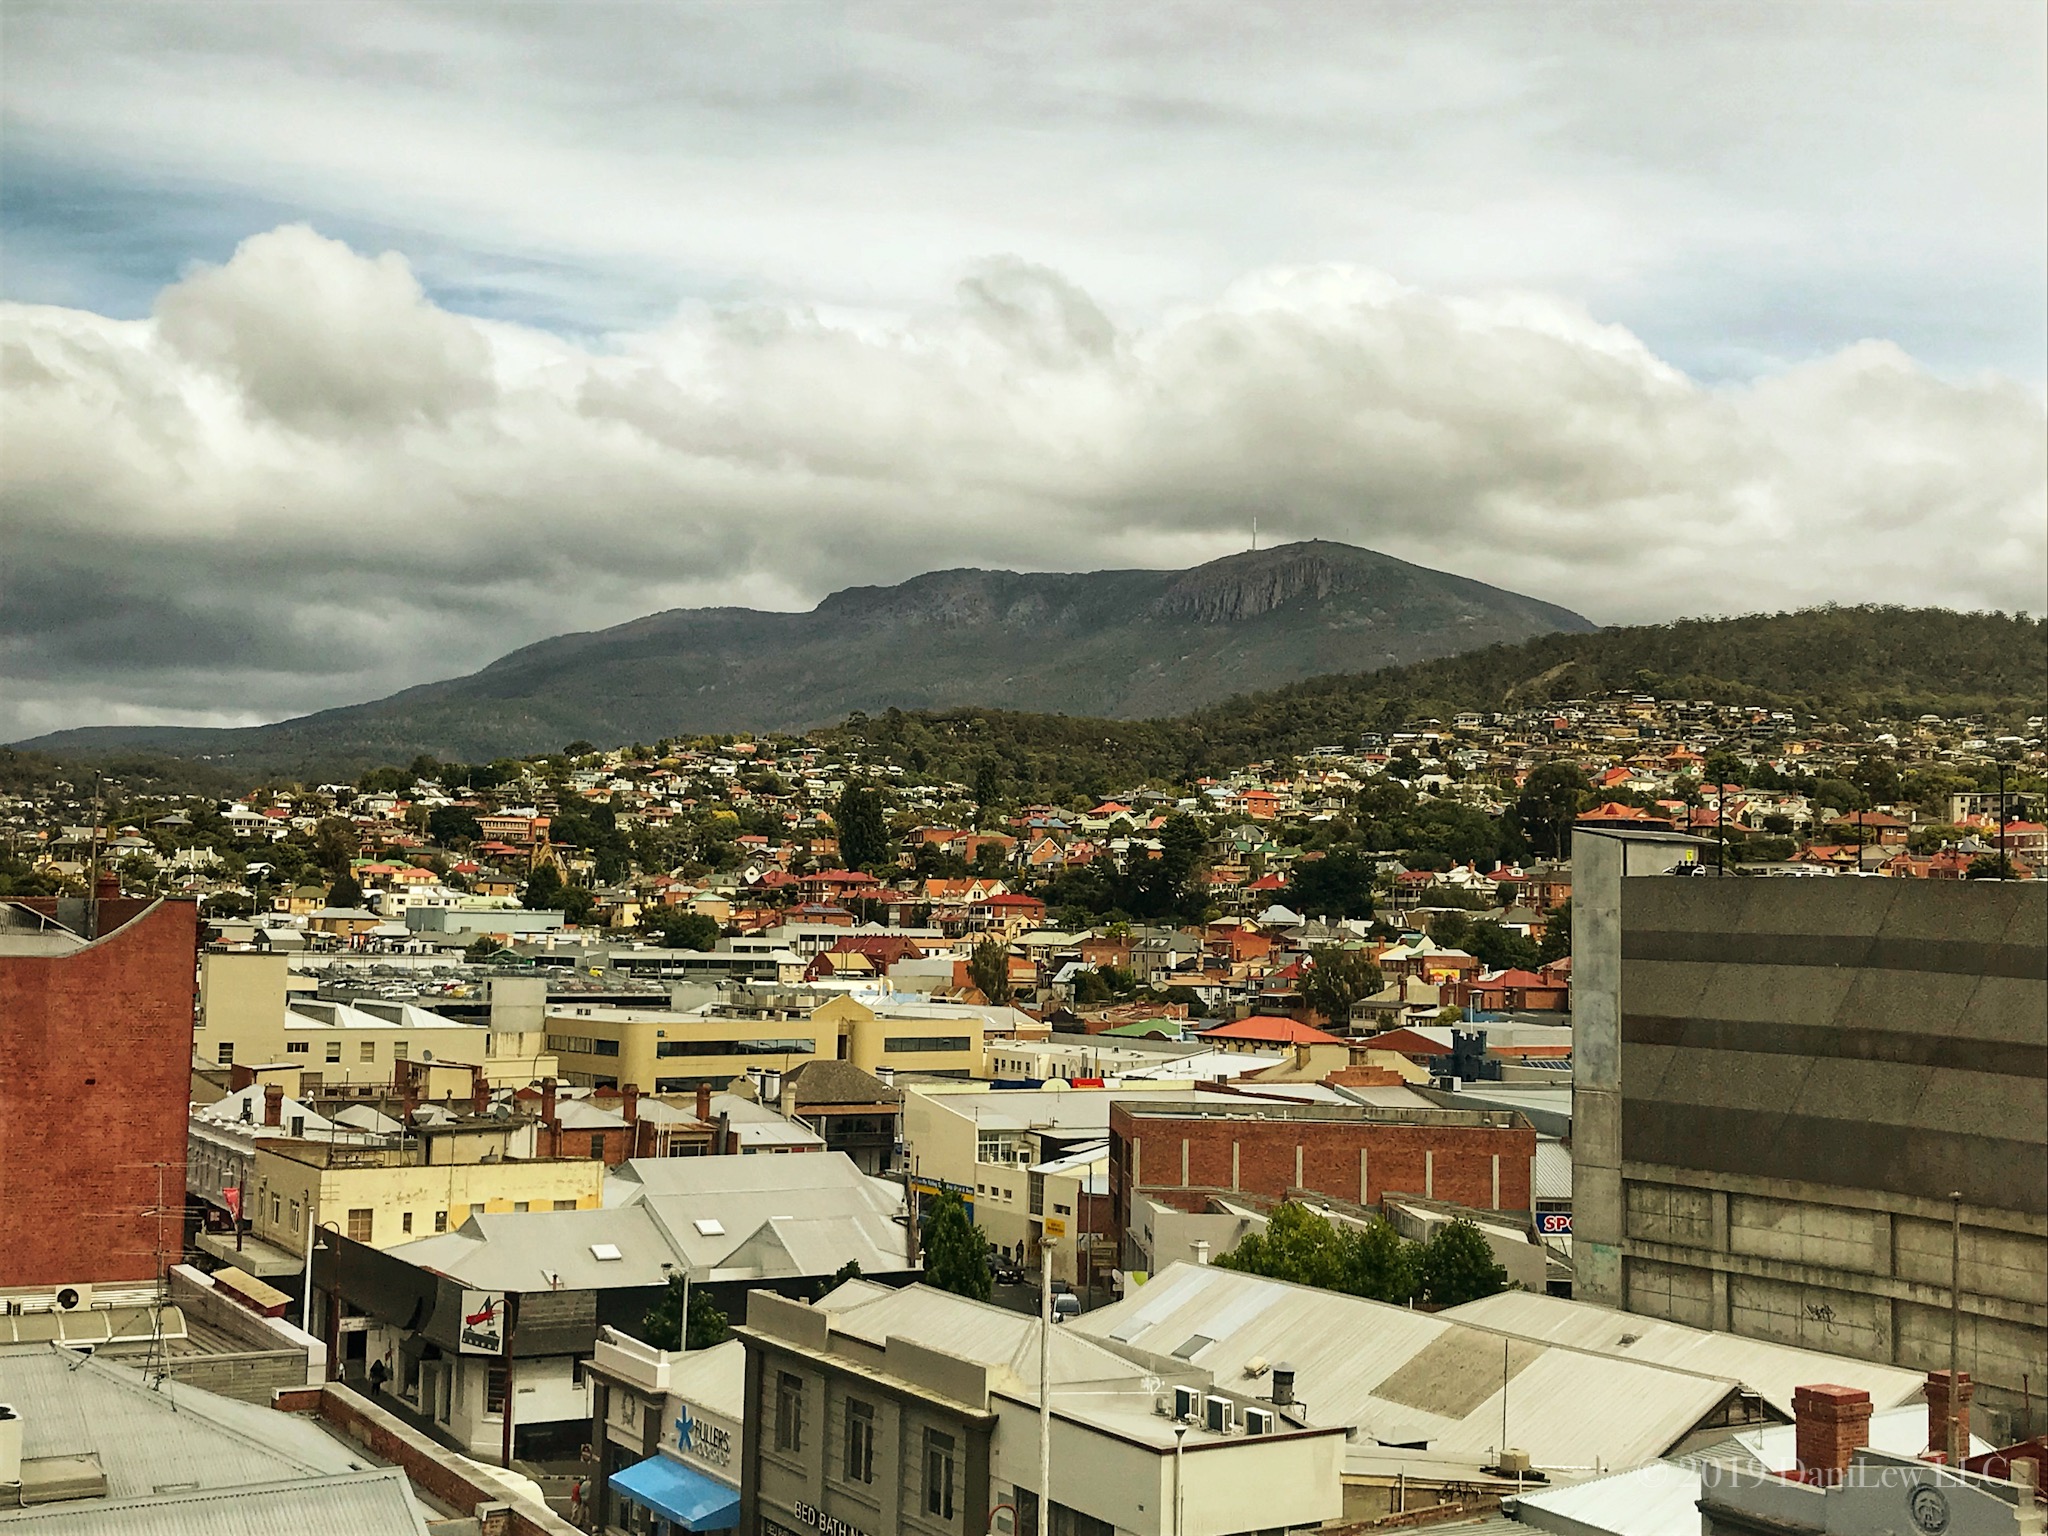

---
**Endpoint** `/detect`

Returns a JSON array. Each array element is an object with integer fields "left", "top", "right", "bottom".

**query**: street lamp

[{"left": 313, "top": 1220, "right": 342, "bottom": 1381}]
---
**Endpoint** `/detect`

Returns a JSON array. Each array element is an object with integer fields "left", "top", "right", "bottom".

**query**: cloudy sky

[{"left": 3, "top": 2, "right": 2044, "bottom": 740}]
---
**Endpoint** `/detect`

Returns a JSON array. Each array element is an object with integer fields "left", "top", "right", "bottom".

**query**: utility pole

[
  {"left": 1947, "top": 1191, "right": 1963, "bottom": 1467},
  {"left": 501, "top": 1290, "right": 522, "bottom": 1469},
  {"left": 1039, "top": 1235, "right": 1054, "bottom": 1532},
  {"left": 1997, "top": 761, "right": 2011, "bottom": 879}
]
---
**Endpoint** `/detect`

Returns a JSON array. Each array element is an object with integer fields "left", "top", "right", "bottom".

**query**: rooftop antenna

[{"left": 1251, "top": 515, "right": 1259, "bottom": 552}]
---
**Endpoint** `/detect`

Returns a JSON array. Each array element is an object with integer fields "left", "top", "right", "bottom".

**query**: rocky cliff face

[{"left": 1149, "top": 540, "right": 1405, "bottom": 623}]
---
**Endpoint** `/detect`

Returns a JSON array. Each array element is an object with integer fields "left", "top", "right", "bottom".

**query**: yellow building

[
  {"left": 249, "top": 1139, "right": 607, "bottom": 1256},
  {"left": 544, "top": 984, "right": 984, "bottom": 1091},
  {"left": 197, "top": 952, "right": 557, "bottom": 1087}
]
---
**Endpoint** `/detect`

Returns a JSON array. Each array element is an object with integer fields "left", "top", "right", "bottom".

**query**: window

[
  {"left": 553, "top": 1199, "right": 578, "bottom": 1211},
  {"left": 286, "top": 1042, "right": 309, "bottom": 1055},
  {"left": 434, "top": 1210, "right": 449, "bottom": 1232},
  {"left": 924, "top": 1429, "right": 956, "bottom": 1518},
  {"left": 774, "top": 1371, "right": 804, "bottom": 1452},
  {"left": 216, "top": 1041, "right": 235, "bottom": 1065},
  {"left": 589, "top": 1135, "right": 606, "bottom": 1159},
  {"left": 360, "top": 1040, "right": 377, "bottom": 1063},
  {"left": 346, "top": 1207, "right": 373, "bottom": 1242},
  {"left": 270, "top": 1193, "right": 281, "bottom": 1223},
  {"left": 487, "top": 1363, "right": 508, "bottom": 1415},
  {"left": 402, "top": 1211, "right": 414, "bottom": 1235},
  {"left": 843, "top": 1397, "right": 875, "bottom": 1484},
  {"left": 885, "top": 1036, "right": 971, "bottom": 1054},
  {"left": 470, "top": 1203, "right": 487, "bottom": 1218},
  {"left": 393, "top": 1040, "right": 408, "bottom": 1060},
  {"left": 513, "top": 1201, "right": 529, "bottom": 1213},
  {"left": 325, "top": 1041, "right": 342, "bottom": 1063},
  {"left": 289, "top": 1199, "right": 300, "bottom": 1232},
  {"left": 657, "top": 1037, "right": 814, "bottom": 1057},
  {"left": 289, "top": 1115, "right": 306, "bottom": 1137}
]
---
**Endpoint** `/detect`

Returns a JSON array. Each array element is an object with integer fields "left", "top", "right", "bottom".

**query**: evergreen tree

[
  {"left": 326, "top": 872, "right": 365, "bottom": 909},
  {"left": 1297, "top": 946, "right": 1382, "bottom": 1028},
  {"left": 922, "top": 1192, "right": 992, "bottom": 1300},
  {"left": 1417, "top": 1217, "right": 1510, "bottom": 1306},
  {"left": 1536, "top": 899, "right": 1572, "bottom": 965},
  {"left": 968, "top": 937, "right": 1014, "bottom": 1003},
  {"left": 641, "top": 1277, "right": 729, "bottom": 1350},
  {"left": 836, "top": 783, "right": 891, "bottom": 869}
]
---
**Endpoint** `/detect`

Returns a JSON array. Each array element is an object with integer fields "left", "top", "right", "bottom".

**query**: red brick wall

[
  {"left": 0, "top": 899, "right": 198, "bottom": 1285},
  {"left": 1110, "top": 1103, "right": 1535, "bottom": 1235}
]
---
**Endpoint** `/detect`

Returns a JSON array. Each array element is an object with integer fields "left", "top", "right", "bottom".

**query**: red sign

[{"left": 223, "top": 1186, "right": 242, "bottom": 1220}]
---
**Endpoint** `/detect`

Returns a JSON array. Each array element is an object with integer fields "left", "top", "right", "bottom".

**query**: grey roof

[
  {"left": 0, "top": 1469, "right": 429, "bottom": 1535},
  {"left": 783, "top": 1058, "right": 903, "bottom": 1106},
  {"left": 0, "top": 1347, "right": 372, "bottom": 1501},
  {"left": 1072, "top": 1262, "right": 1744, "bottom": 1475},
  {"left": 395, "top": 1152, "right": 911, "bottom": 1287},
  {"left": 1440, "top": 1290, "right": 1926, "bottom": 1416},
  {"left": 1533, "top": 1138, "right": 1574, "bottom": 1202}
]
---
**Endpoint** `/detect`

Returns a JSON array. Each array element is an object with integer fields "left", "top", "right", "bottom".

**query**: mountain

[
  {"left": 844, "top": 605, "right": 2048, "bottom": 799},
  {"left": 14, "top": 541, "right": 1594, "bottom": 776}
]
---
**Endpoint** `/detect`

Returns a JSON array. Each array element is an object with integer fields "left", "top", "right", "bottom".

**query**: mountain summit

[{"left": 16, "top": 540, "right": 1595, "bottom": 773}]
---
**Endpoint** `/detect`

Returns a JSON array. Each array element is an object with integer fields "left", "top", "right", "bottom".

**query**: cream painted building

[
  {"left": 196, "top": 951, "right": 557, "bottom": 1087},
  {"left": 249, "top": 1139, "right": 606, "bottom": 1257},
  {"left": 545, "top": 983, "right": 986, "bottom": 1091}
]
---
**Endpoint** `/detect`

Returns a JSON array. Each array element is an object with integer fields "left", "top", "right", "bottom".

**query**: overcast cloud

[{"left": 2, "top": 3, "right": 2044, "bottom": 739}]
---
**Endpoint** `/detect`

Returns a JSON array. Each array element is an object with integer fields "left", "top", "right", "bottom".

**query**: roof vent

[
  {"left": 590, "top": 1243, "right": 623, "bottom": 1261},
  {"left": 693, "top": 1218, "right": 725, "bottom": 1237}
]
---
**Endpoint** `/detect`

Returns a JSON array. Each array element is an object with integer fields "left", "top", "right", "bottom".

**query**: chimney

[
  {"left": 1272, "top": 1363, "right": 1295, "bottom": 1408},
  {"left": 623, "top": 1083, "right": 640, "bottom": 1124},
  {"left": 1926, "top": 1370, "right": 1973, "bottom": 1460},
  {"left": 95, "top": 872, "right": 120, "bottom": 903},
  {"left": 541, "top": 1077, "right": 559, "bottom": 1130},
  {"left": 471, "top": 1069, "right": 490, "bottom": 1117},
  {"left": 400, "top": 1065, "right": 420, "bottom": 1124},
  {"left": 1793, "top": 1384, "right": 1872, "bottom": 1484},
  {"left": 695, "top": 1082, "right": 712, "bottom": 1125},
  {"left": 262, "top": 1083, "right": 284, "bottom": 1127}
]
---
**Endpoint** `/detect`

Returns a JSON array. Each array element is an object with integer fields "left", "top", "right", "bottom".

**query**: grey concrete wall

[{"left": 1608, "top": 875, "right": 2048, "bottom": 1435}]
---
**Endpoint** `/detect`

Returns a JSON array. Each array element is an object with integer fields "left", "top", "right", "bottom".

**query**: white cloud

[{"left": 2, "top": 226, "right": 2043, "bottom": 739}]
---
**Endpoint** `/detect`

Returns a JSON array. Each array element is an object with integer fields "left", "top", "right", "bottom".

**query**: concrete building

[
  {"left": 736, "top": 1279, "right": 1348, "bottom": 1536},
  {"left": 0, "top": 894, "right": 198, "bottom": 1289},
  {"left": 1573, "top": 825, "right": 2048, "bottom": 1438},
  {"left": 195, "top": 952, "right": 558, "bottom": 1087},
  {"left": 544, "top": 982, "right": 987, "bottom": 1093},
  {"left": 584, "top": 1330, "right": 746, "bottom": 1534}
]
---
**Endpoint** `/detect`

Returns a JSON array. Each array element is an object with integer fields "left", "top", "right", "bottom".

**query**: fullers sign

[{"left": 458, "top": 1290, "right": 507, "bottom": 1354}]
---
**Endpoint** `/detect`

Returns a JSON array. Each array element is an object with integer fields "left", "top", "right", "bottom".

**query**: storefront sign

[
  {"left": 676, "top": 1404, "right": 733, "bottom": 1468},
  {"left": 793, "top": 1501, "right": 873, "bottom": 1536},
  {"left": 1537, "top": 1212, "right": 1573, "bottom": 1235},
  {"left": 457, "top": 1289, "right": 505, "bottom": 1354}
]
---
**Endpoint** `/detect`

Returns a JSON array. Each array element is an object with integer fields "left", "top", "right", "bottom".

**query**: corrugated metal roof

[
  {"left": 1509, "top": 1459, "right": 1702, "bottom": 1536},
  {"left": 1072, "top": 1264, "right": 1742, "bottom": 1476},
  {"left": 0, "top": 1468, "right": 430, "bottom": 1535},
  {"left": 1533, "top": 1138, "right": 1574, "bottom": 1202},
  {"left": 1441, "top": 1290, "right": 1926, "bottom": 1415},
  {"left": 0, "top": 1348, "right": 369, "bottom": 1502},
  {"left": 820, "top": 1282, "right": 1160, "bottom": 1391}
]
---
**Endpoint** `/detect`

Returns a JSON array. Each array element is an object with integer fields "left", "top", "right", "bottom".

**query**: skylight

[
  {"left": 693, "top": 1218, "right": 726, "bottom": 1236},
  {"left": 590, "top": 1243, "right": 623, "bottom": 1261}
]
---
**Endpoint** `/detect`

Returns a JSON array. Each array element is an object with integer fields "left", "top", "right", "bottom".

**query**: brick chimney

[
  {"left": 623, "top": 1082, "right": 639, "bottom": 1123},
  {"left": 262, "top": 1083, "right": 284, "bottom": 1127},
  {"left": 542, "top": 1077, "right": 559, "bottom": 1131},
  {"left": 695, "top": 1082, "right": 712, "bottom": 1125},
  {"left": 471, "top": 1069, "right": 490, "bottom": 1117},
  {"left": 1794, "top": 1384, "right": 1872, "bottom": 1484},
  {"left": 95, "top": 872, "right": 120, "bottom": 902},
  {"left": 1927, "top": 1370, "right": 1973, "bottom": 1460}
]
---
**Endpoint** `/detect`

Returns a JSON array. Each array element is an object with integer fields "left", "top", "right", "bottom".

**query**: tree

[
  {"left": 973, "top": 757, "right": 1003, "bottom": 823},
  {"left": 836, "top": 783, "right": 891, "bottom": 870},
  {"left": 1213, "top": 1202, "right": 1352, "bottom": 1292},
  {"left": 1285, "top": 846, "right": 1377, "bottom": 919},
  {"left": 1298, "top": 947, "right": 1383, "bottom": 1028},
  {"left": 1516, "top": 763, "right": 1590, "bottom": 858},
  {"left": 968, "top": 937, "right": 1013, "bottom": 1003},
  {"left": 464, "top": 935, "right": 504, "bottom": 961},
  {"left": 922, "top": 1192, "right": 992, "bottom": 1301},
  {"left": 641, "top": 1276, "right": 729, "bottom": 1351},
  {"left": 427, "top": 806, "right": 482, "bottom": 846},
  {"left": 1417, "top": 1217, "right": 1510, "bottom": 1306},
  {"left": 327, "top": 872, "right": 365, "bottom": 909},
  {"left": 1344, "top": 1215, "right": 1421, "bottom": 1304},
  {"left": 1536, "top": 899, "right": 1572, "bottom": 965},
  {"left": 311, "top": 816, "right": 359, "bottom": 875},
  {"left": 523, "top": 865, "right": 566, "bottom": 911},
  {"left": 645, "top": 907, "right": 721, "bottom": 950}
]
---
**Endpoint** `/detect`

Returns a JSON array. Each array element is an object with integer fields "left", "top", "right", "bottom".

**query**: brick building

[
  {"left": 1108, "top": 1098, "right": 1537, "bottom": 1258},
  {"left": 0, "top": 894, "right": 200, "bottom": 1286}
]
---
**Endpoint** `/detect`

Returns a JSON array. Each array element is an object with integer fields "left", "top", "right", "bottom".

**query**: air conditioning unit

[
  {"left": 53, "top": 1286, "right": 91, "bottom": 1313},
  {"left": 1173, "top": 1385, "right": 1202, "bottom": 1422},
  {"left": 1203, "top": 1396, "right": 1235, "bottom": 1434},
  {"left": 1244, "top": 1406, "right": 1275, "bottom": 1436}
]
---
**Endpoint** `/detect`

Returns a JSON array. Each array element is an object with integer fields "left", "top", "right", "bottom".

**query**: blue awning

[{"left": 610, "top": 1454, "right": 739, "bottom": 1532}]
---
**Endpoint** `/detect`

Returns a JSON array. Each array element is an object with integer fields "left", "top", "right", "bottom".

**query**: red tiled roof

[{"left": 1199, "top": 1015, "right": 1347, "bottom": 1045}]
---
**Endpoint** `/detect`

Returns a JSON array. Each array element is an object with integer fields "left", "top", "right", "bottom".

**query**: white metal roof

[
  {"left": 1073, "top": 1263, "right": 1744, "bottom": 1477},
  {"left": 1441, "top": 1290, "right": 1927, "bottom": 1416},
  {"left": 0, "top": 1468, "right": 431, "bottom": 1535}
]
